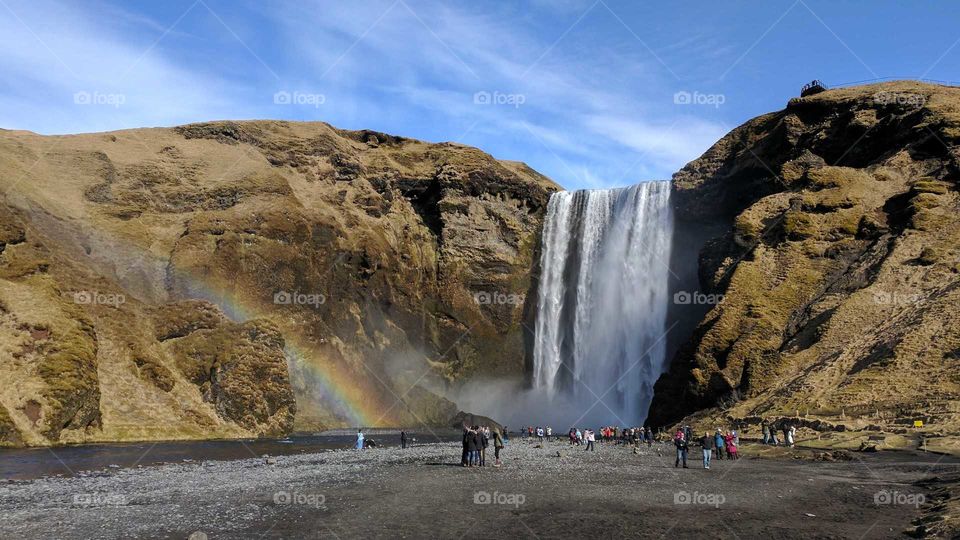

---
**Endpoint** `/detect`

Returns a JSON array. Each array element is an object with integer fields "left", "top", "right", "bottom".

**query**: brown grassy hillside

[
  {"left": 0, "top": 121, "right": 558, "bottom": 446},
  {"left": 650, "top": 81, "right": 960, "bottom": 451}
]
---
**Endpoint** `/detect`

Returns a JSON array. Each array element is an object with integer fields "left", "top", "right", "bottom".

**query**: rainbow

[
  {"left": 21, "top": 191, "right": 398, "bottom": 428},
  {"left": 176, "top": 276, "right": 393, "bottom": 428}
]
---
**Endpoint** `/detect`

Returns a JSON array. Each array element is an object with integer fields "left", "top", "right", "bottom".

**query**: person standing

[
  {"left": 400, "top": 430, "right": 407, "bottom": 449},
  {"left": 761, "top": 421, "right": 770, "bottom": 445},
  {"left": 493, "top": 429, "right": 504, "bottom": 467},
  {"left": 770, "top": 423, "right": 780, "bottom": 446},
  {"left": 724, "top": 431, "right": 739, "bottom": 459},
  {"left": 699, "top": 432, "right": 715, "bottom": 469},
  {"left": 786, "top": 425, "right": 796, "bottom": 447},
  {"left": 674, "top": 431, "right": 689, "bottom": 468},
  {"left": 461, "top": 427, "right": 470, "bottom": 466},
  {"left": 355, "top": 429, "right": 365, "bottom": 450},
  {"left": 645, "top": 427, "right": 653, "bottom": 447},
  {"left": 585, "top": 429, "right": 595, "bottom": 451},
  {"left": 714, "top": 429, "right": 725, "bottom": 460},
  {"left": 471, "top": 427, "right": 481, "bottom": 466},
  {"left": 479, "top": 427, "right": 489, "bottom": 466}
]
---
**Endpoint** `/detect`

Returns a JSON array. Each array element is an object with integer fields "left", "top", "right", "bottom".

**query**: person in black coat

[
  {"left": 674, "top": 432, "right": 689, "bottom": 468},
  {"left": 461, "top": 428, "right": 471, "bottom": 466},
  {"left": 470, "top": 428, "right": 481, "bottom": 466},
  {"left": 699, "top": 432, "right": 715, "bottom": 469},
  {"left": 400, "top": 430, "right": 407, "bottom": 449}
]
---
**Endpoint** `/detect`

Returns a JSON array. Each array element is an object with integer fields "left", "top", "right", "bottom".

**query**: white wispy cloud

[
  {"left": 264, "top": 0, "right": 727, "bottom": 187},
  {"left": 0, "top": 0, "right": 244, "bottom": 133},
  {"left": 0, "top": 0, "right": 731, "bottom": 188}
]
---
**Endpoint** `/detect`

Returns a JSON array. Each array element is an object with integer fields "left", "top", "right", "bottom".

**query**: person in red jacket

[{"left": 724, "top": 431, "right": 739, "bottom": 459}]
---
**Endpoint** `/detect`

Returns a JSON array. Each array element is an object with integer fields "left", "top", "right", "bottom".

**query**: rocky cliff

[
  {"left": 649, "top": 81, "right": 960, "bottom": 443},
  {"left": 0, "top": 120, "right": 558, "bottom": 446}
]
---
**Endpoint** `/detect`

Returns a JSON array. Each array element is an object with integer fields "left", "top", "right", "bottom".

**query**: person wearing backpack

[{"left": 493, "top": 429, "right": 505, "bottom": 467}]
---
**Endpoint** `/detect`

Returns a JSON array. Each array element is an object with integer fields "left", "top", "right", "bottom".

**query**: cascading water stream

[{"left": 531, "top": 181, "right": 673, "bottom": 425}]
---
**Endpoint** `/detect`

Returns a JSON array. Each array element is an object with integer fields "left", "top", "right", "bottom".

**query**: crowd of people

[
  {"left": 559, "top": 426, "right": 657, "bottom": 448},
  {"left": 354, "top": 419, "right": 777, "bottom": 473},
  {"left": 516, "top": 425, "right": 660, "bottom": 451},
  {"left": 672, "top": 426, "right": 740, "bottom": 469},
  {"left": 761, "top": 420, "right": 797, "bottom": 447},
  {"left": 460, "top": 425, "right": 505, "bottom": 467}
]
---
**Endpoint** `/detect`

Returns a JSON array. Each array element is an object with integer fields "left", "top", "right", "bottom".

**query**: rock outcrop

[
  {"left": 649, "top": 81, "right": 960, "bottom": 438},
  {"left": 0, "top": 121, "right": 558, "bottom": 446}
]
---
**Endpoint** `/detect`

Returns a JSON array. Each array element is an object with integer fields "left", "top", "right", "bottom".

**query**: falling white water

[{"left": 531, "top": 181, "right": 673, "bottom": 426}]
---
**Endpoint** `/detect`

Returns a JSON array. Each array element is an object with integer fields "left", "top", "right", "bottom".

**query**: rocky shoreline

[{"left": 2, "top": 439, "right": 957, "bottom": 538}]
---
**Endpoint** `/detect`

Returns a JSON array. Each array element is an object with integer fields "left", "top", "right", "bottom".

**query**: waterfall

[{"left": 531, "top": 181, "right": 673, "bottom": 425}]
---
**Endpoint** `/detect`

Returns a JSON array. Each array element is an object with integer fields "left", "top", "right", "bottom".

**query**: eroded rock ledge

[{"left": 650, "top": 82, "right": 960, "bottom": 439}]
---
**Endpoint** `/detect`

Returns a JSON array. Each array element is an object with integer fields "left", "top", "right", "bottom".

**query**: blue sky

[{"left": 1, "top": 0, "right": 958, "bottom": 190}]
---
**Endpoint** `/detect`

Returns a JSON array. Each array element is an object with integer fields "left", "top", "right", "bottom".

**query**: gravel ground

[{"left": 0, "top": 439, "right": 956, "bottom": 539}]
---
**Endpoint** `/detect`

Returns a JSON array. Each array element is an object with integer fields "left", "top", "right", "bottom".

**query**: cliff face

[
  {"left": 650, "top": 82, "right": 960, "bottom": 436},
  {"left": 0, "top": 121, "right": 558, "bottom": 446}
]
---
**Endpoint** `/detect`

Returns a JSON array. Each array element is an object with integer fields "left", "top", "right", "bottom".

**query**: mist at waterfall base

[{"left": 458, "top": 181, "right": 674, "bottom": 430}]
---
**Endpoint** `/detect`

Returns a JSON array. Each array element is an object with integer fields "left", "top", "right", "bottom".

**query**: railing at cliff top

[{"left": 820, "top": 76, "right": 960, "bottom": 89}]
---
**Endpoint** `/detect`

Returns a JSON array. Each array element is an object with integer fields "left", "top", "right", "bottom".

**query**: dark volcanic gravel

[{"left": 1, "top": 439, "right": 957, "bottom": 539}]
